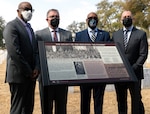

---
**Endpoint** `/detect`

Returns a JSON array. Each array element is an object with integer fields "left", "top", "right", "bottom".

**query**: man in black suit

[
  {"left": 112, "top": 10, "right": 148, "bottom": 114},
  {"left": 75, "top": 12, "right": 110, "bottom": 114},
  {"left": 3, "top": 2, "right": 40, "bottom": 114},
  {"left": 35, "top": 9, "right": 72, "bottom": 114}
]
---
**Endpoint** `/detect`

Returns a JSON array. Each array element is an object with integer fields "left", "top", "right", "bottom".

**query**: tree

[
  {"left": 96, "top": 0, "right": 124, "bottom": 36},
  {"left": 0, "top": 16, "right": 5, "bottom": 48},
  {"left": 67, "top": 21, "right": 86, "bottom": 40}
]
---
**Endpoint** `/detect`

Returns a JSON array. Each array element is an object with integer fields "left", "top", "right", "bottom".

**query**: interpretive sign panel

[{"left": 38, "top": 41, "right": 137, "bottom": 86}]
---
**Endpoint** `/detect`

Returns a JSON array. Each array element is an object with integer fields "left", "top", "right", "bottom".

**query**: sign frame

[{"left": 38, "top": 41, "right": 137, "bottom": 86}]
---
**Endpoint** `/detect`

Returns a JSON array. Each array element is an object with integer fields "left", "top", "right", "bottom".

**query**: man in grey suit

[
  {"left": 35, "top": 9, "right": 72, "bottom": 114},
  {"left": 3, "top": 2, "right": 40, "bottom": 114},
  {"left": 112, "top": 10, "right": 148, "bottom": 114}
]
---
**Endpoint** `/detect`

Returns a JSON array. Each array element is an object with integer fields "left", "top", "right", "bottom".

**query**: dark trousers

[
  {"left": 9, "top": 81, "right": 36, "bottom": 114},
  {"left": 115, "top": 80, "right": 144, "bottom": 114},
  {"left": 39, "top": 81, "right": 68, "bottom": 114},
  {"left": 80, "top": 84, "right": 106, "bottom": 114}
]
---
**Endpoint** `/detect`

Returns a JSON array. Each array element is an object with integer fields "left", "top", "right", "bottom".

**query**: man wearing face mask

[
  {"left": 3, "top": 2, "right": 40, "bottom": 114},
  {"left": 75, "top": 12, "right": 110, "bottom": 114},
  {"left": 35, "top": 9, "right": 72, "bottom": 114},
  {"left": 112, "top": 10, "right": 148, "bottom": 114}
]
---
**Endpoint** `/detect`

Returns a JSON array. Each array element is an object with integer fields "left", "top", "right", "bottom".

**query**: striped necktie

[
  {"left": 91, "top": 30, "right": 96, "bottom": 42},
  {"left": 124, "top": 30, "right": 129, "bottom": 49}
]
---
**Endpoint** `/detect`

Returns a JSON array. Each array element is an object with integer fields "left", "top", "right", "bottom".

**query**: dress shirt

[
  {"left": 123, "top": 25, "right": 133, "bottom": 43},
  {"left": 49, "top": 27, "right": 60, "bottom": 42},
  {"left": 88, "top": 27, "right": 98, "bottom": 39}
]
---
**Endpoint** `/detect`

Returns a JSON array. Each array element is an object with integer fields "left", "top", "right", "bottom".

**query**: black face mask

[
  {"left": 50, "top": 18, "right": 59, "bottom": 28},
  {"left": 88, "top": 18, "right": 98, "bottom": 30},
  {"left": 122, "top": 18, "right": 132, "bottom": 27}
]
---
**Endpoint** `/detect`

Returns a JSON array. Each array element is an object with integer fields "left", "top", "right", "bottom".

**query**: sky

[{"left": 0, "top": 0, "right": 105, "bottom": 31}]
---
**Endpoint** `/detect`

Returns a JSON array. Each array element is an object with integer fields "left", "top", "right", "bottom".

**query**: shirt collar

[
  {"left": 88, "top": 27, "right": 98, "bottom": 32},
  {"left": 123, "top": 25, "right": 133, "bottom": 32},
  {"left": 49, "top": 27, "right": 59, "bottom": 32}
]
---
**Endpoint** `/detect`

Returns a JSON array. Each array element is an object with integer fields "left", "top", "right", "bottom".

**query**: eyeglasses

[
  {"left": 87, "top": 17, "right": 98, "bottom": 20},
  {"left": 19, "top": 7, "right": 35, "bottom": 12},
  {"left": 48, "top": 15, "right": 59, "bottom": 19}
]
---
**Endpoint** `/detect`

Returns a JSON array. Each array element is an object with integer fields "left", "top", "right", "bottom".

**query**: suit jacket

[
  {"left": 35, "top": 27, "right": 72, "bottom": 42},
  {"left": 3, "top": 17, "right": 40, "bottom": 83},
  {"left": 35, "top": 27, "right": 72, "bottom": 80},
  {"left": 75, "top": 29, "right": 110, "bottom": 42},
  {"left": 112, "top": 27, "right": 148, "bottom": 79}
]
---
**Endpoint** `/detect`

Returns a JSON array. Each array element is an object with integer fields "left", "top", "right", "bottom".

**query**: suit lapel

[
  {"left": 59, "top": 28, "right": 71, "bottom": 42},
  {"left": 96, "top": 30, "right": 103, "bottom": 41},
  {"left": 85, "top": 30, "right": 91, "bottom": 42},
  {"left": 16, "top": 18, "right": 33, "bottom": 47},
  {"left": 44, "top": 28, "right": 53, "bottom": 41},
  {"left": 125, "top": 27, "right": 136, "bottom": 51},
  {"left": 16, "top": 18, "right": 29, "bottom": 39},
  {"left": 59, "top": 29, "right": 64, "bottom": 41},
  {"left": 119, "top": 29, "right": 125, "bottom": 50}
]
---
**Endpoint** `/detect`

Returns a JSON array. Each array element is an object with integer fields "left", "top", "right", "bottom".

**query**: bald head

[
  {"left": 121, "top": 11, "right": 133, "bottom": 21},
  {"left": 17, "top": 2, "right": 33, "bottom": 22},
  {"left": 86, "top": 12, "right": 98, "bottom": 20},
  {"left": 86, "top": 12, "right": 98, "bottom": 29},
  {"left": 121, "top": 10, "right": 133, "bottom": 28},
  {"left": 18, "top": 2, "right": 32, "bottom": 10}
]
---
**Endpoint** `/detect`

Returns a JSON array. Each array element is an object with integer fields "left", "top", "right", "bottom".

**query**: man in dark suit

[
  {"left": 112, "top": 10, "right": 148, "bottom": 114},
  {"left": 35, "top": 9, "right": 72, "bottom": 114},
  {"left": 3, "top": 2, "right": 40, "bottom": 114},
  {"left": 75, "top": 12, "right": 110, "bottom": 114}
]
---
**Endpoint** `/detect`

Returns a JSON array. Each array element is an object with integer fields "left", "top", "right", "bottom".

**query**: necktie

[
  {"left": 124, "top": 30, "right": 129, "bottom": 49},
  {"left": 26, "top": 23, "right": 32, "bottom": 43},
  {"left": 52, "top": 30, "right": 58, "bottom": 42},
  {"left": 91, "top": 30, "right": 96, "bottom": 42}
]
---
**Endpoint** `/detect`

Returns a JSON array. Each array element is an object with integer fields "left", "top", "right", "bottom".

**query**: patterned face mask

[{"left": 88, "top": 18, "right": 98, "bottom": 30}]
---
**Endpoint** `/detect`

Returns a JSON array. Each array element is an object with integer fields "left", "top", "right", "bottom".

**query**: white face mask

[{"left": 21, "top": 10, "right": 32, "bottom": 21}]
